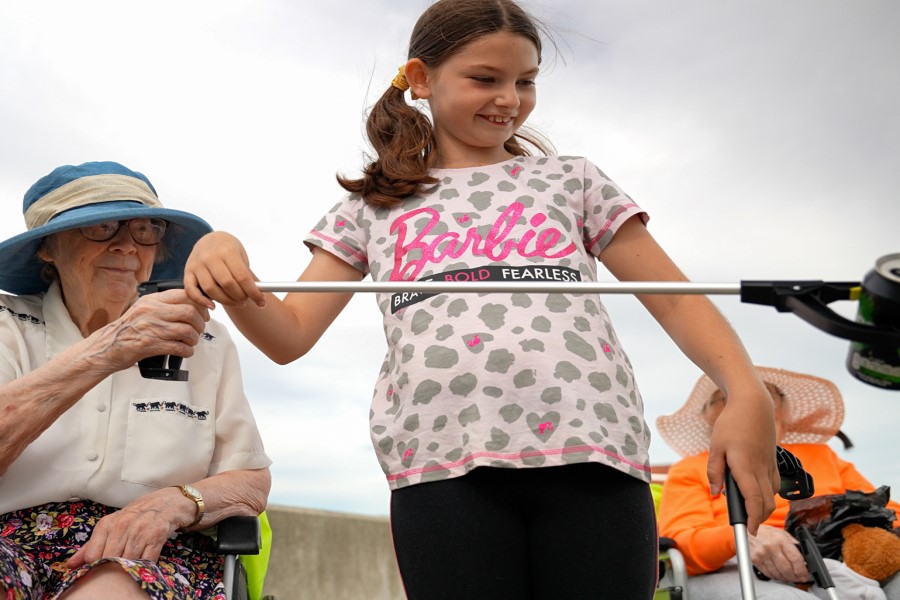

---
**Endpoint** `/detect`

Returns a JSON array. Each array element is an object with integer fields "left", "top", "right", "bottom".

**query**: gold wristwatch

[{"left": 177, "top": 484, "right": 205, "bottom": 527}]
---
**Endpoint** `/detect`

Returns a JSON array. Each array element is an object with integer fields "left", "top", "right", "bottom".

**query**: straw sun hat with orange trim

[{"left": 656, "top": 366, "right": 845, "bottom": 458}]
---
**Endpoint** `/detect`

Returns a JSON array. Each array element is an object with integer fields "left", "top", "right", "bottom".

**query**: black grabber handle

[
  {"left": 135, "top": 279, "right": 189, "bottom": 381},
  {"left": 727, "top": 446, "right": 816, "bottom": 522}
]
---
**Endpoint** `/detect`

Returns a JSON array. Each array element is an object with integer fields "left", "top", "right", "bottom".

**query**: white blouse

[{"left": 0, "top": 281, "right": 271, "bottom": 514}]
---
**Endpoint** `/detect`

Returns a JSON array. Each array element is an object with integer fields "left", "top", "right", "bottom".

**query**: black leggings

[{"left": 390, "top": 463, "right": 658, "bottom": 600}]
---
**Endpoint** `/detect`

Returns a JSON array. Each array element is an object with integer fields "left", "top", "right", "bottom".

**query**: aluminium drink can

[{"left": 846, "top": 253, "right": 900, "bottom": 389}]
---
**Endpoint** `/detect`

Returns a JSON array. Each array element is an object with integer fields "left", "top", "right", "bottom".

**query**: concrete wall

[{"left": 261, "top": 505, "right": 404, "bottom": 600}]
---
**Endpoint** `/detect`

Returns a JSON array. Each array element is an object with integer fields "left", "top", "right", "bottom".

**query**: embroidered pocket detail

[
  {"left": 123, "top": 400, "right": 214, "bottom": 487},
  {"left": 131, "top": 401, "right": 209, "bottom": 421}
]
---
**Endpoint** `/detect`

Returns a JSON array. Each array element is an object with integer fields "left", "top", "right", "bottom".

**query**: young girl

[{"left": 185, "top": 0, "right": 779, "bottom": 596}]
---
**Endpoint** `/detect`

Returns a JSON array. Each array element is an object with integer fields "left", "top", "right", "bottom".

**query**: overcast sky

[{"left": 2, "top": 0, "right": 898, "bottom": 515}]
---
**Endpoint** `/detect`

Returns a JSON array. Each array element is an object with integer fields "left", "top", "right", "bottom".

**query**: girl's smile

[
  {"left": 410, "top": 31, "right": 539, "bottom": 169},
  {"left": 481, "top": 114, "right": 515, "bottom": 125}
]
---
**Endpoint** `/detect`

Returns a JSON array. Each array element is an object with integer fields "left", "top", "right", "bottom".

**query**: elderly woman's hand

[
  {"left": 65, "top": 487, "right": 187, "bottom": 568},
  {"left": 65, "top": 467, "right": 271, "bottom": 570},
  {"left": 184, "top": 231, "right": 266, "bottom": 309},
  {"left": 88, "top": 289, "right": 210, "bottom": 373},
  {"left": 748, "top": 524, "right": 810, "bottom": 583}
]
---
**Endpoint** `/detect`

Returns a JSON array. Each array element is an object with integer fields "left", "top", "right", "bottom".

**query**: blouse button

[
  {"left": 86, "top": 451, "right": 98, "bottom": 461},
  {"left": 97, "top": 404, "right": 107, "bottom": 412}
]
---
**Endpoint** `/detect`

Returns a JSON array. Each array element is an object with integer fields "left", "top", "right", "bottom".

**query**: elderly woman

[
  {"left": 657, "top": 366, "right": 900, "bottom": 600},
  {"left": 0, "top": 162, "right": 272, "bottom": 599}
]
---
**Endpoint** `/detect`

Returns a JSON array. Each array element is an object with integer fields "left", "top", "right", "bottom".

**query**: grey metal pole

[
  {"left": 222, "top": 555, "right": 235, "bottom": 600},
  {"left": 733, "top": 523, "right": 757, "bottom": 599},
  {"left": 255, "top": 281, "right": 742, "bottom": 294},
  {"left": 726, "top": 471, "right": 759, "bottom": 599}
]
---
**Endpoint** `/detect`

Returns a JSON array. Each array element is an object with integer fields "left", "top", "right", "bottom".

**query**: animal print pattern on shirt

[{"left": 306, "top": 156, "right": 652, "bottom": 489}]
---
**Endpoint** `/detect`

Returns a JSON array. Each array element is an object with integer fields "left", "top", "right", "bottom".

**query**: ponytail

[{"left": 336, "top": 86, "right": 438, "bottom": 208}]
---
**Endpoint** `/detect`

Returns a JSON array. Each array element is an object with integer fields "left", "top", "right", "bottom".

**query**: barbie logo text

[{"left": 390, "top": 202, "right": 576, "bottom": 280}]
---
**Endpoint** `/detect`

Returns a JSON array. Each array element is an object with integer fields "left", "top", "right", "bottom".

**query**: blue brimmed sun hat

[{"left": 0, "top": 161, "right": 213, "bottom": 295}]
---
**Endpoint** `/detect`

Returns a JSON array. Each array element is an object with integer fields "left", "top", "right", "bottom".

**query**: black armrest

[
  {"left": 658, "top": 536, "right": 677, "bottom": 552},
  {"left": 216, "top": 515, "right": 261, "bottom": 555}
]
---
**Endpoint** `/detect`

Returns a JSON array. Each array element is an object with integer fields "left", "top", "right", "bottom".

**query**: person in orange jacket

[{"left": 657, "top": 366, "right": 900, "bottom": 599}]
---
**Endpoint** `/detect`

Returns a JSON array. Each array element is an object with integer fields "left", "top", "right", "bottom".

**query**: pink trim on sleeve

[
  {"left": 586, "top": 203, "right": 644, "bottom": 253},
  {"left": 308, "top": 230, "right": 368, "bottom": 265}
]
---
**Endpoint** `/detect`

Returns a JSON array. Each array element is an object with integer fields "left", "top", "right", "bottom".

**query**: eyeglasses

[{"left": 79, "top": 218, "right": 167, "bottom": 246}]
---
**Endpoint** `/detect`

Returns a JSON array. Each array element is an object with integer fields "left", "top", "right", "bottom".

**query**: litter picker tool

[{"left": 137, "top": 260, "right": 900, "bottom": 383}]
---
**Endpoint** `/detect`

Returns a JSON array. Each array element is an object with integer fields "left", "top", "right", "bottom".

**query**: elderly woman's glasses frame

[{"left": 79, "top": 218, "right": 167, "bottom": 246}]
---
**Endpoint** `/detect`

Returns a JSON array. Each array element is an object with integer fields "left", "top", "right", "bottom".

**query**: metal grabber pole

[
  {"left": 141, "top": 277, "right": 898, "bottom": 385},
  {"left": 134, "top": 280, "right": 740, "bottom": 380},
  {"left": 254, "top": 281, "right": 742, "bottom": 294},
  {"left": 725, "top": 470, "right": 758, "bottom": 599}
]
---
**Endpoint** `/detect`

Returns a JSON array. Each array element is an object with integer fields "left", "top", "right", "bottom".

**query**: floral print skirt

[{"left": 0, "top": 500, "right": 225, "bottom": 599}]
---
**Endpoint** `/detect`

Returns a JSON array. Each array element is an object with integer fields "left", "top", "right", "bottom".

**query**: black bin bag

[{"left": 785, "top": 485, "right": 897, "bottom": 560}]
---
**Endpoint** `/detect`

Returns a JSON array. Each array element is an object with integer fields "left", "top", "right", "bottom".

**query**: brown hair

[{"left": 337, "top": 0, "right": 553, "bottom": 207}]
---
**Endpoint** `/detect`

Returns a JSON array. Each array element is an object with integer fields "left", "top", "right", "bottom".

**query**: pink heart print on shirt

[
  {"left": 526, "top": 411, "right": 561, "bottom": 442},
  {"left": 398, "top": 439, "right": 419, "bottom": 467}
]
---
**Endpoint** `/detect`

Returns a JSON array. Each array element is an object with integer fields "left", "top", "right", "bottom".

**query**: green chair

[
  {"left": 652, "top": 479, "right": 689, "bottom": 600},
  {"left": 216, "top": 511, "right": 274, "bottom": 600}
]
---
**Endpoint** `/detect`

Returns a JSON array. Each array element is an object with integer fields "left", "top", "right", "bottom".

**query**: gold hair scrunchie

[
  {"left": 391, "top": 66, "right": 420, "bottom": 100},
  {"left": 391, "top": 66, "right": 410, "bottom": 91}
]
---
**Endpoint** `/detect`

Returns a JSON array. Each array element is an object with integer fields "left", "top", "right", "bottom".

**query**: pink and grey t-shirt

[{"left": 305, "top": 155, "right": 652, "bottom": 489}]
